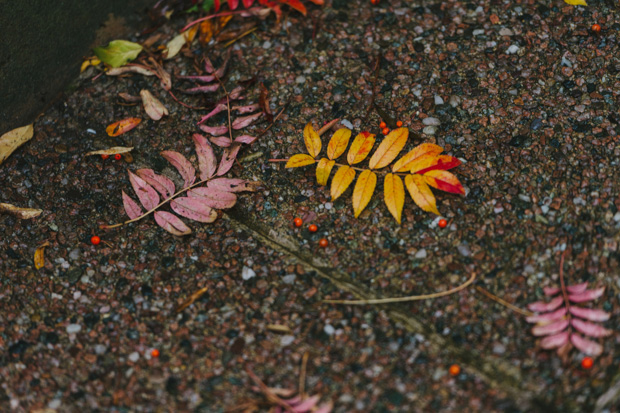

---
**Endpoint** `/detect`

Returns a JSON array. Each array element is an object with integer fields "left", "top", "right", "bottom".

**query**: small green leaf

[
  {"left": 93, "top": 40, "right": 143, "bottom": 68},
  {"left": 202, "top": 0, "right": 215, "bottom": 12}
]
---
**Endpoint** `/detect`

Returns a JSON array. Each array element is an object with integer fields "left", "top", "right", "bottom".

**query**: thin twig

[
  {"left": 323, "top": 272, "right": 477, "bottom": 305},
  {"left": 299, "top": 352, "right": 309, "bottom": 400},
  {"left": 212, "top": 71, "right": 234, "bottom": 145},
  {"left": 475, "top": 286, "right": 533, "bottom": 317},
  {"left": 559, "top": 250, "right": 570, "bottom": 314},
  {"left": 175, "top": 286, "right": 209, "bottom": 313},
  {"left": 223, "top": 26, "right": 258, "bottom": 48},
  {"left": 181, "top": 9, "right": 253, "bottom": 32},
  {"left": 245, "top": 367, "right": 294, "bottom": 412}
]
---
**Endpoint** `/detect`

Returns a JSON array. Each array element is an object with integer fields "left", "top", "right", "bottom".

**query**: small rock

[
  {"left": 282, "top": 274, "right": 296, "bottom": 284},
  {"left": 128, "top": 351, "right": 140, "bottom": 362},
  {"left": 423, "top": 126, "right": 437, "bottom": 135},
  {"left": 48, "top": 399, "right": 62, "bottom": 409},
  {"left": 414, "top": 249, "right": 427, "bottom": 259},
  {"left": 340, "top": 119, "right": 353, "bottom": 129},
  {"left": 614, "top": 212, "right": 620, "bottom": 222},
  {"left": 94, "top": 344, "right": 107, "bottom": 355},
  {"left": 530, "top": 118, "right": 543, "bottom": 131},
  {"left": 262, "top": 41, "right": 272, "bottom": 49},
  {"left": 295, "top": 76, "right": 306, "bottom": 84},
  {"left": 434, "top": 95, "right": 444, "bottom": 105},
  {"left": 68, "top": 248, "right": 80, "bottom": 260},
  {"left": 324, "top": 324, "right": 335, "bottom": 335},
  {"left": 242, "top": 266, "right": 256, "bottom": 280},
  {"left": 66, "top": 324, "right": 81, "bottom": 334},
  {"left": 325, "top": 202, "right": 333, "bottom": 210},
  {"left": 449, "top": 95, "right": 461, "bottom": 107},
  {"left": 280, "top": 335, "right": 295, "bottom": 346},
  {"left": 422, "top": 117, "right": 441, "bottom": 126},
  {"left": 457, "top": 244, "right": 471, "bottom": 257},
  {"left": 506, "top": 45, "right": 520, "bottom": 54},
  {"left": 493, "top": 343, "right": 506, "bottom": 355},
  {"left": 499, "top": 28, "right": 513, "bottom": 36},
  {"left": 473, "top": 29, "right": 485, "bottom": 36}
]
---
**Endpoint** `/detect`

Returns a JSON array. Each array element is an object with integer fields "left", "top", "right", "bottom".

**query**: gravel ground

[{"left": 2, "top": 0, "right": 620, "bottom": 411}]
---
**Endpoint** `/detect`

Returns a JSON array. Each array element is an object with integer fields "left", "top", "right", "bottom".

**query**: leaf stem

[
  {"left": 268, "top": 158, "right": 413, "bottom": 177},
  {"left": 559, "top": 249, "right": 570, "bottom": 312},
  {"left": 474, "top": 286, "right": 533, "bottom": 317}
]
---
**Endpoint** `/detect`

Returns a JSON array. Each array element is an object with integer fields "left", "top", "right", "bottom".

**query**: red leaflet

[
  {"left": 177, "top": 74, "right": 216, "bottom": 82},
  {"left": 540, "top": 332, "right": 570, "bottom": 349},
  {"left": 161, "top": 151, "right": 196, "bottom": 188},
  {"left": 136, "top": 169, "right": 176, "bottom": 198},
  {"left": 189, "top": 187, "right": 237, "bottom": 209},
  {"left": 528, "top": 296, "right": 564, "bottom": 313},
  {"left": 411, "top": 155, "right": 461, "bottom": 175},
  {"left": 197, "top": 103, "right": 227, "bottom": 125},
  {"left": 229, "top": 0, "right": 239, "bottom": 9},
  {"left": 567, "top": 282, "right": 589, "bottom": 294},
  {"left": 259, "top": 82, "right": 273, "bottom": 123},
  {"left": 232, "top": 103, "right": 260, "bottom": 114},
  {"left": 568, "top": 287, "right": 605, "bottom": 303},
  {"left": 243, "top": 0, "right": 255, "bottom": 6},
  {"left": 568, "top": 306, "right": 610, "bottom": 322},
  {"left": 235, "top": 135, "right": 257, "bottom": 144},
  {"left": 182, "top": 84, "right": 220, "bottom": 94},
  {"left": 128, "top": 170, "right": 160, "bottom": 210},
  {"left": 199, "top": 124, "right": 229, "bottom": 136},
  {"left": 210, "top": 136, "right": 233, "bottom": 147},
  {"left": 571, "top": 319, "right": 612, "bottom": 338},
  {"left": 232, "top": 112, "right": 263, "bottom": 129},
  {"left": 423, "top": 170, "right": 465, "bottom": 195},
  {"left": 532, "top": 319, "right": 569, "bottom": 336},
  {"left": 570, "top": 333, "right": 603, "bottom": 356},
  {"left": 154, "top": 211, "right": 191, "bottom": 236},
  {"left": 204, "top": 57, "right": 216, "bottom": 74},
  {"left": 193, "top": 134, "right": 218, "bottom": 180},
  {"left": 122, "top": 190, "right": 143, "bottom": 219},
  {"left": 214, "top": 0, "right": 221, "bottom": 12},
  {"left": 217, "top": 143, "right": 241, "bottom": 176},
  {"left": 171, "top": 197, "right": 218, "bottom": 223},
  {"left": 208, "top": 178, "right": 257, "bottom": 193}
]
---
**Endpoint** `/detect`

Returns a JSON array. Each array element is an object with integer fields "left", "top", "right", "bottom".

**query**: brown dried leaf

[
  {"left": 0, "top": 124, "right": 34, "bottom": 166},
  {"left": 0, "top": 202, "right": 42, "bottom": 219},
  {"left": 85, "top": 146, "right": 133, "bottom": 156},
  {"left": 34, "top": 241, "right": 50, "bottom": 270}
]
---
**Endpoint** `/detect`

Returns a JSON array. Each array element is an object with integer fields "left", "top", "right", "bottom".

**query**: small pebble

[
  {"left": 86, "top": 128, "right": 97, "bottom": 135},
  {"left": 530, "top": 118, "right": 543, "bottom": 131},
  {"left": 473, "top": 29, "right": 485, "bottom": 36},
  {"left": 66, "top": 324, "right": 81, "bottom": 334},
  {"left": 506, "top": 45, "right": 520, "bottom": 54},
  {"left": 499, "top": 28, "right": 513, "bottom": 36},
  {"left": 422, "top": 117, "right": 441, "bottom": 126},
  {"left": 493, "top": 344, "right": 506, "bottom": 355},
  {"left": 423, "top": 126, "right": 437, "bottom": 135},
  {"left": 282, "top": 274, "right": 296, "bottom": 284},
  {"left": 614, "top": 212, "right": 620, "bottom": 222},
  {"left": 457, "top": 244, "right": 471, "bottom": 257},
  {"left": 128, "top": 352, "right": 140, "bottom": 362},
  {"left": 48, "top": 399, "right": 62, "bottom": 409},
  {"left": 340, "top": 119, "right": 353, "bottom": 129},
  {"left": 280, "top": 335, "right": 295, "bottom": 346},
  {"left": 295, "top": 76, "right": 306, "bottom": 84},
  {"left": 94, "top": 344, "right": 107, "bottom": 355},
  {"left": 414, "top": 249, "right": 427, "bottom": 259},
  {"left": 324, "top": 324, "right": 335, "bottom": 335},
  {"left": 242, "top": 266, "right": 256, "bottom": 280},
  {"left": 434, "top": 96, "right": 444, "bottom": 105}
]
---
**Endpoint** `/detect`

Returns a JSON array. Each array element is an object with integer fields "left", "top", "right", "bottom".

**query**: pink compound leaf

[
  {"left": 217, "top": 143, "right": 242, "bottom": 176},
  {"left": 570, "top": 333, "right": 603, "bottom": 356},
  {"left": 540, "top": 332, "right": 570, "bottom": 349},
  {"left": 571, "top": 319, "right": 612, "bottom": 338},
  {"left": 528, "top": 296, "right": 564, "bottom": 313},
  {"left": 193, "top": 134, "right": 218, "bottom": 180},
  {"left": 568, "top": 306, "right": 610, "bottom": 322},
  {"left": 154, "top": 211, "right": 191, "bottom": 236},
  {"left": 136, "top": 169, "right": 176, "bottom": 198},
  {"left": 531, "top": 319, "right": 569, "bottom": 337},
  {"left": 170, "top": 197, "right": 218, "bottom": 223},
  {"left": 122, "top": 190, "right": 143, "bottom": 219},
  {"left": 128, "top": 170, "right": 160, "bottom": 210},
  {"left": 568, "top": 287, "right": 605, "bottom": 303},
  {"left": 161, "top": 150, "right": 196, "bottom": 188}
]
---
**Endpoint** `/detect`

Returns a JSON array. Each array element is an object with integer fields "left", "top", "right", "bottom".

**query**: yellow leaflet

[
  {"left": 303, "top": 123, "right": 321, "bottom": 158},
  {"left": 347, "top": 132, "right": 375, "bottom": 165},
  {"left": 564, "top": 0, "right": 587, "bottom": 5},
  {"left": 286, "top": 154, "right": 316, "bottom": 168},
  {"left": 423, "top": 170, "right": 465, "bottom": 195},
  {"left": 368, "top": 128, "right": 408, "bottom": 169},
  {"left": 34, "top": 241, "right": 50, "bottom": 270},
  {"left": 316, "top": 158, "right": 336, "bottom": 186},
  {"left": 327, "top": 128, "right": 351, "bottom": 160},
  {"left": 405, "top": 174, "right": 439, "bottom": 215},
  {"left": 384, "top": 174, "right": 405, "bottom": 224},
  {"left": 330, "top": 165, "right": 356, "bottom": 201},
  {"left": 392, "top": 143, "right": 443, "bottom": 172},
  {"left": 352, "top": 169, "right": 377, "bottom": 218}
]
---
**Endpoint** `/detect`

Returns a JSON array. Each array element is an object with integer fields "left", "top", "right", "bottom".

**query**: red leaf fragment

[
  {"left": 171, "top": 196, "right": 218, "bottom": 223},
  {"left": 229, "top": 86, "right": 245, "bottom": 100},
  {"left": 210, "top": 136, "right": 232, "bottom": 147},
  {"left": 136, "top": 169, "right": 176, "bottom": 198},
  {"left": 154, "top": 211, "right": 191, "bottom": 236},
  {"left": 525, "top": 307, "right": 567, "bottom": 324},
  {"left": 217, "top": 143, "right": 241, "bottom": 176},
  {"left": 128, "top": 170, "right": 160, "bottom": 210},
  {"left": 197, "top": 103, "right": 227, "bottom": 125},
  {"left": 528, "top": 296, "right": 564, "bottom": 313},
  {"left": 208, "top": 178, "right": 257, "bottom": 192},
  {"left": 199, "top": 124, "right": 229, "bottom": 136},
  {"left": 540, "top": 332, "right": 570, "bottom": 349},
  {"left": 568, "top": 287, "right": 605, "bottom": 303},
  {"left": 568, "top": 306, "right": 610, "bottom": 322},
  {"left": 543, "top": 286, "right": 560, "bottom": 296},
  {"left": 192, "top": 134, "right": 218, "bottom": 180},
  {"left": 178, "top": 74, "right": 216, "bottom": 82},
  {"left": 204, "top": 56, "right": 216, "bottom": 73},
  {"left": 234, "top": 135, "right": 257, "bottom": 144},
  {"left": 122, "top": 190, "right": 143, "bottom": 219},
  {"left": 160, "top": 151, "right": 196, "bottom": 188},
  {"left": 531, "top": 319, "right": 569, "bottom": 337},
  {"left": 189, "top": 187, "right": 237, "bottom": 209},
  {"left": 232, "top": 103, "right": 260, "bottom": 114},
  {"left": 570, "top": 333, "right": 603, "bottom": 356},
  {"left": 181, "top": 84, "right": 220, "bottom": 94},
  {"left": 232, "top": 112, "right": 263, "bottom": 129},
  {"left": 571, "top": 319, "right": 612, "bottom": 338}
]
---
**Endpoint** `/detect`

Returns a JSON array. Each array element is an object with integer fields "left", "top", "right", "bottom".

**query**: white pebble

[
  {"left": 414, "top": 249, "right": 427, "bottom": 259},
  {"left": 48, "top": 399, "right": 62, "bottom": 409},
  {"left": 340, "top": 119, "right": 353, "bottom": 129},
  {"left": 242, "top": 266, "right": 256, "bottom": 280},
  {"left": 295, "top": 76, "right": 306, "bottom": 84},
  {"left": 499, "top": 28, "right": 514, "bottom": 36},
  {"left": 422, "top": 117, "right": 441, "bottom": 126},
  {"left": 128, "top": 352, "right": 140, "bottom": 362},
  {"left": 449, "top": 95, "right": 461, "bottom": 107},
  {"left": 614, "top": 212, "right": 620, "bottom": 222},
  {"left": 86, "top": 128, "right": 97, "bottom": 135},
  {"left": 324, "top": 324, "right": 335, "bottom": 335},
  {"left": 66, "top": 324, "right": 81, "bottom": 334},
  {"left": 506, "top": 45, "right": 520, "bottom": 54},
  {"left": 280, "top": 335, "right": 295, "bottom": 346},
  {"left": 325, "top": 202, "right": 333, "bottom": 210},
  {"left": 434, "top": 95, "right": 444, "bottom": 105},
  {"left": 282, "top": 274, "right": 296, "bottom": 284},
  {"left": 95, "top": 344, "right": 107, "bottom": 355},
  {"left": 472, "top": 29, "right": 485, "bottom": 36},
  {"left": 457, "top": 244, "right": 471, "bottom": 257},
  {"left": 423, "top": 126, "right": 437, "bottom": 135},
  {"left": 262, "top": 41, "right": 272, "bottom": 49}
]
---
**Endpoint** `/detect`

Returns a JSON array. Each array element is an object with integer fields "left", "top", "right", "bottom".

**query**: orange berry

[
  {"left": 90, "top": 235, "right": 101, "bottom": 245},
  {"left": 319, "top": 238, "right": 328, "bottom": 248},
  {"left": 382, "top": 128, "right": 389, "bottom": 135},
  {"left": 151, "top": 349, "right": 160, "bottom": 358},
  {"left": 379, "top": 121, "right": 386, "bottom": 128},
  {"left": 581, "top": 357, "right": 593, "bottom": 369},
  {"left": 114, "top": 154, "right": 122, "bottom": 160},
  {"left": 308, "top": 224, "right": 318, "bottom": 233},
  {"left": 449, "top": 364, "right": 460, "bottom": 376},
  {"left": 591, "top": 24, "right": 601, "bottom": 32},
  {"left": 438, "top": 219, "right": 447, "bottom": 228},
  {"left": 396, "top": 120, "right": 403, "bottom": 127},
  {"left": 101, "top": 154, "right": 109, "bottom": 160},
  {"left": 294, "top": 217, "right": 303, "bottom": 227}
]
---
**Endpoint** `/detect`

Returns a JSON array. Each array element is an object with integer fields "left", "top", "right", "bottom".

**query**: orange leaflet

[
  {"left": 327, "top": 128, "right": 351, "bottom": 160},
  {"left": 106, "top": 117, "right": 141, "bottom": 136},
  {"left": 384, "top": 174, "right": 405, "bottom": 224},
  {"left": 391, "top": 143, "right": 443, "bottom": 172},
  {"left": 409, "top": 154, "right": 461, "bottom": 174},
  {"left": 34, "top": 241, "right": 50, "bottom": 270},
  {"left": 347, "top": 132, "right": 376, "bottom": 165},
  {"left": 423, "top": 170, "right": 465, "bottom": 195},
  {"left": 405, "top": 174, "right": 439, "bottom": 215},
  {"left": 286, "top": 154, "right": 316, "bottom": 168},
  {"left": 368, "top": 128, "right": 408, "bottom": 169},
  {"left": 303, "top": 123, "right": 321, "bottom": 158},
  {"left": 352, "top": 169, "right": 377, "bottom": 218},
  {"left": 330, "top": 165, "right": 356, "bottom": 200},
  {"left": 316, "top": 158, "right": 335, "bottom": 186}
]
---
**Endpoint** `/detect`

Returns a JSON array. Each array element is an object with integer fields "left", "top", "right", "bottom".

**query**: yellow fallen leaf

[
  {"left": 85, "top": 147, "right": 134, "bottom": 156},
  {"left": 303, "top": 123, "right": 321, "bottom": 158},
  {"left": 564, "top": 0, "right": 587, "bottom": 5},
  {"left": 405, "top": 174, "right": 440, "bottom": 215},
  {"left": 0, "top": 124, "right": 34, "bottom": 166},
  {"left": 286, "top": 154, "right": 316, "bottom": 168},
  {"left": 0, "top": 202, "right": 42, "bottom": 219},
  {"left": 330, "top": 165, "right": 355, "bottom": 201},
  {"left": 164, "top": 33, "right": 187, "bottom": 60},
  {"left": 392, "top": 143, "right": 443, "bottom": 172},
  {"left": 327, "top": 128, "right": 351, "bottom": 160},
  {"left": 368, "top": 128, "right": 408, "bottom": 169},
  {"left": 384, "top": 173, "right": 405, "bottom": 223},
  {"left": 34, "top": 241, "right": 50, "bottom": 270},
  {"left": 347, "top": 132, "right": 375, "bottom": 165},
  {"left": 316, "top": 158, "right": 335, "bottom": 186},
  {"left": 352, "top": 169, "right": 377, "bottom": 218}
]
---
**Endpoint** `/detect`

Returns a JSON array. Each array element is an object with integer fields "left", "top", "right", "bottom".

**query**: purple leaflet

[
  {"left": 178, "top": 74, "right": 216, "bottom": 82},
  {"left": 181, "top": 84, "right": 220, "bottom": 94},
  {"left": 525, "top": 307, "right": 567, "bottom": 324},
  {"left": 232, "top": 103, "right": 260, "bottom": 114},
  {"left": 567, "top": 282, "right": 589, "bottom": 294},
  {"left": 136, "top": 169, "right": 176, "bottom": 198},
  {"left": 235, "top": 135, "right": 257, "bottom": 144},
  {"left": 217, "top": 143, "right": 241, "bottom": 176},
  {"left": 232, "top": 112, "right": 262, "bottom": 129},
  {"left": 188, "top": 187, "right": 237, "bottom": 209},
  {"left": 210, "top": 136, "right": 232, "bottom": 147},
  {"left": 568, "top": 306, "right": 610, "bottom": 322},
  {"left": 208, "top": 178, "right": 257, "bottom": 193},
  {"left": 161, "top": 151, "right": 196, "bottom": 188},
  {"left": 199, "top": 124, "right": 229, "bottom": 136},
  {"left": 570, "top": 333, "right": 603, "bottom": 356},
  {"left": 204, "top": 57, "right": 215, "bottom": 74},
  {"left": 540, "top": 332, "right": 570, "bottom": 349},
  {"left": 531, "top": 319, "right": 569, "bottom": 337},
  {"left": 122, "top": 190, "right": 143, "bottom": 219},
  {"left": 571, "top": 319, "right": 612, "bottom": 338},
  {"left": 197, "top": 103, "right": 227, "bottom": 125},
  {"left": 171, "top": 197, "right": 218, "bottom": 223},
  {"left": 154, "top": 211, "right": 191, "bottom": 236},
  {"left": 528, "top": 295, "right": 564, "bottom": 313},
  {"left": 569, "top": 287, "right": 605, "bottom": 303},
  {"left": 128, "top": 170, "right": 160, "bottom": 210},
  {"left": 192, "top": 134, "right": 218, "bottom": 180}
]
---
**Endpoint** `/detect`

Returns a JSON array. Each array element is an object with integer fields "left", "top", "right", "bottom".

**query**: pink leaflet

[
  {"left": 171, "top": 196, "right": 218, "bottom": 223},
  {"left": 208, "top": 178, "right": 257, "bottom": 193},
  {"left": 122, "top": 190, "right": 143, "bottom": 219},
  {"left": 232, "top": 112, "right": 262, "bottom": 129},
  {"left": 136, "top": 169, "right": 176, "bottom": 198},
  {"left": 229, "top": 86, "right": 245, "bottom": 100},
  {"left": 204, "top": 57, "right": 215, "bottom": 74},
  {"left": 160, "top": 151, "right": 196, "bottom": 188},
  {"left": 543, "top": 286, "right": 560, "bottom": 296},
  {"left": 568, "top": 287, "right": 605, "bottom": 303},
  {"left": 235, "top": 135, "right": 257, "bottom": 144},
  {"left": 181, "top": 84, "right": 220, "bottom": 94},
  {"left": 154, "top": 211, "right": 191, "bottom": 236},
  {"left": 567, "top": 282, "right": 589, "bottom": 294},
  {"left": 210, "top": 136, "right": 232, "bottom": 147},
  {"left": 531, "top": 319, "right": 569, "bottom": 337},
  {"left": 570, "top": 333, "right": 603, "bottom": 356},
  {"left": 217, "top": 143, "right": 241, "bottom": 176},
  {"left": 232, "top": 103, "right": 260, "bottom": 114},
  {"left": 313, "top": 403, "right": 333, "bottom": 413},
  {"left": 197, "top": 103, "right": 227, "bottom": 125},
  {"left": 228, "top": 0, "right": 239, "bottom": 9},
  {"left": 192, "top": 134, "right": 218, "bottom": 180},
  {"left": 528, "top": 295, "right": 564, "bottom": 313},
  {"left": 540, "top": 332, "right": 570, "bottom": 349},
  {"left": 525, "top": 307, "right": 567, "bottom": 324},
  {"left": 568, "top": 306, "right": 610, "bottom": 322},
  {"left": 178, "top": 74, "right": 216, "bottom": 83},
  {"left": 199, "top": 124, "right": 229, "bottom": 136},
  {"left": 128, "top": 170, "right": 159, "bottom": 210},
  {"left": 291, "top": 395, "right": 320, "bottom": 412},
  {"left": 188, "top": 187, "right": 237, "bottom": 209},
  {"left": 571, "top": 319, "right": 612, "bottom": 338}
]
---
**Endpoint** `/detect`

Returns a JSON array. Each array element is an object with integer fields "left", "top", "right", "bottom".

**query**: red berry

[
  {"left": 438, "top": 219, "right": 448, "bottom": 228},
  {"left": 382, "top": 128, "right": 389, "bottom": 135},
  {"left": 581, "top": 357, "right": 593, "bottom": 369},
  {"left": 379, "top": 121, "right": 386, "bottom": 128},
  {"left": 591, "top": 24, "right": 601, "bottom": 32},
  {"left": 319, "top": 238, "right": 328, "bottom": 248},
  {"left": 396, "top": 120, "right": 403, "bottom": 127},
  {"left": 308, "top": 224, "right": 318, "bottom": 233},
  {"left": 449, "top": 364, "right": 460, "bottom": 376},
  {"left": 294, "top": 217, "right": 303, "bottom": 227},
  {"left": 151, "top": 349, "right": 160, "bottom": 358},
  {"left": 90, "top": 236, "right": 101, "bottom": 245},
  {"left": 371, "top": 0, "right": 379, "bottom": 4},
  {"left": 101, "top": 154, "right": 109, "bottom": 160},
  {"left": 114, "top": 154, "right": 122, "bottom": 160}
]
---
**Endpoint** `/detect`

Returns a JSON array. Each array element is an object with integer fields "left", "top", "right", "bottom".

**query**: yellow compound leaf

[
  {"left": 424, "top": 170, "right": 465, "bottom": 195},
  {"left": 331, "top": 165, "right": 356, "bottom": 201},
  {"left": 392, "top": 143, "right": 443, "bottom": 172},
  {"left": 327, "top": 128, "right": 351, "bottom": 160},
  {"left": 286, "top": 154, "right": 316, "bottom": 168},
  {"left": 347, "top": 132, "right": 376, "bottom": 165},
  {"left": 34, "top": 241, "right": 50, "bottom": 270},
  {"left": 316, "top": 158, "right": 336, "bottom": 186},
  {"left": 384, "top": 173, "right": 405, "bottom": 223},
  {"left": 564, "top": 0, "right": 587, "bottom": 5},
  {"left": 405, "top": 174, "right": 440, "bottom": 215},
  {"left": 303, "top": 123, "right": 321, "bottom": 158},
  {"left": 352, "top": 169, "right": 377, "bottom": 218},
  {"left": 368, "top": 128, "right": 408, "bottom": 169}
]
